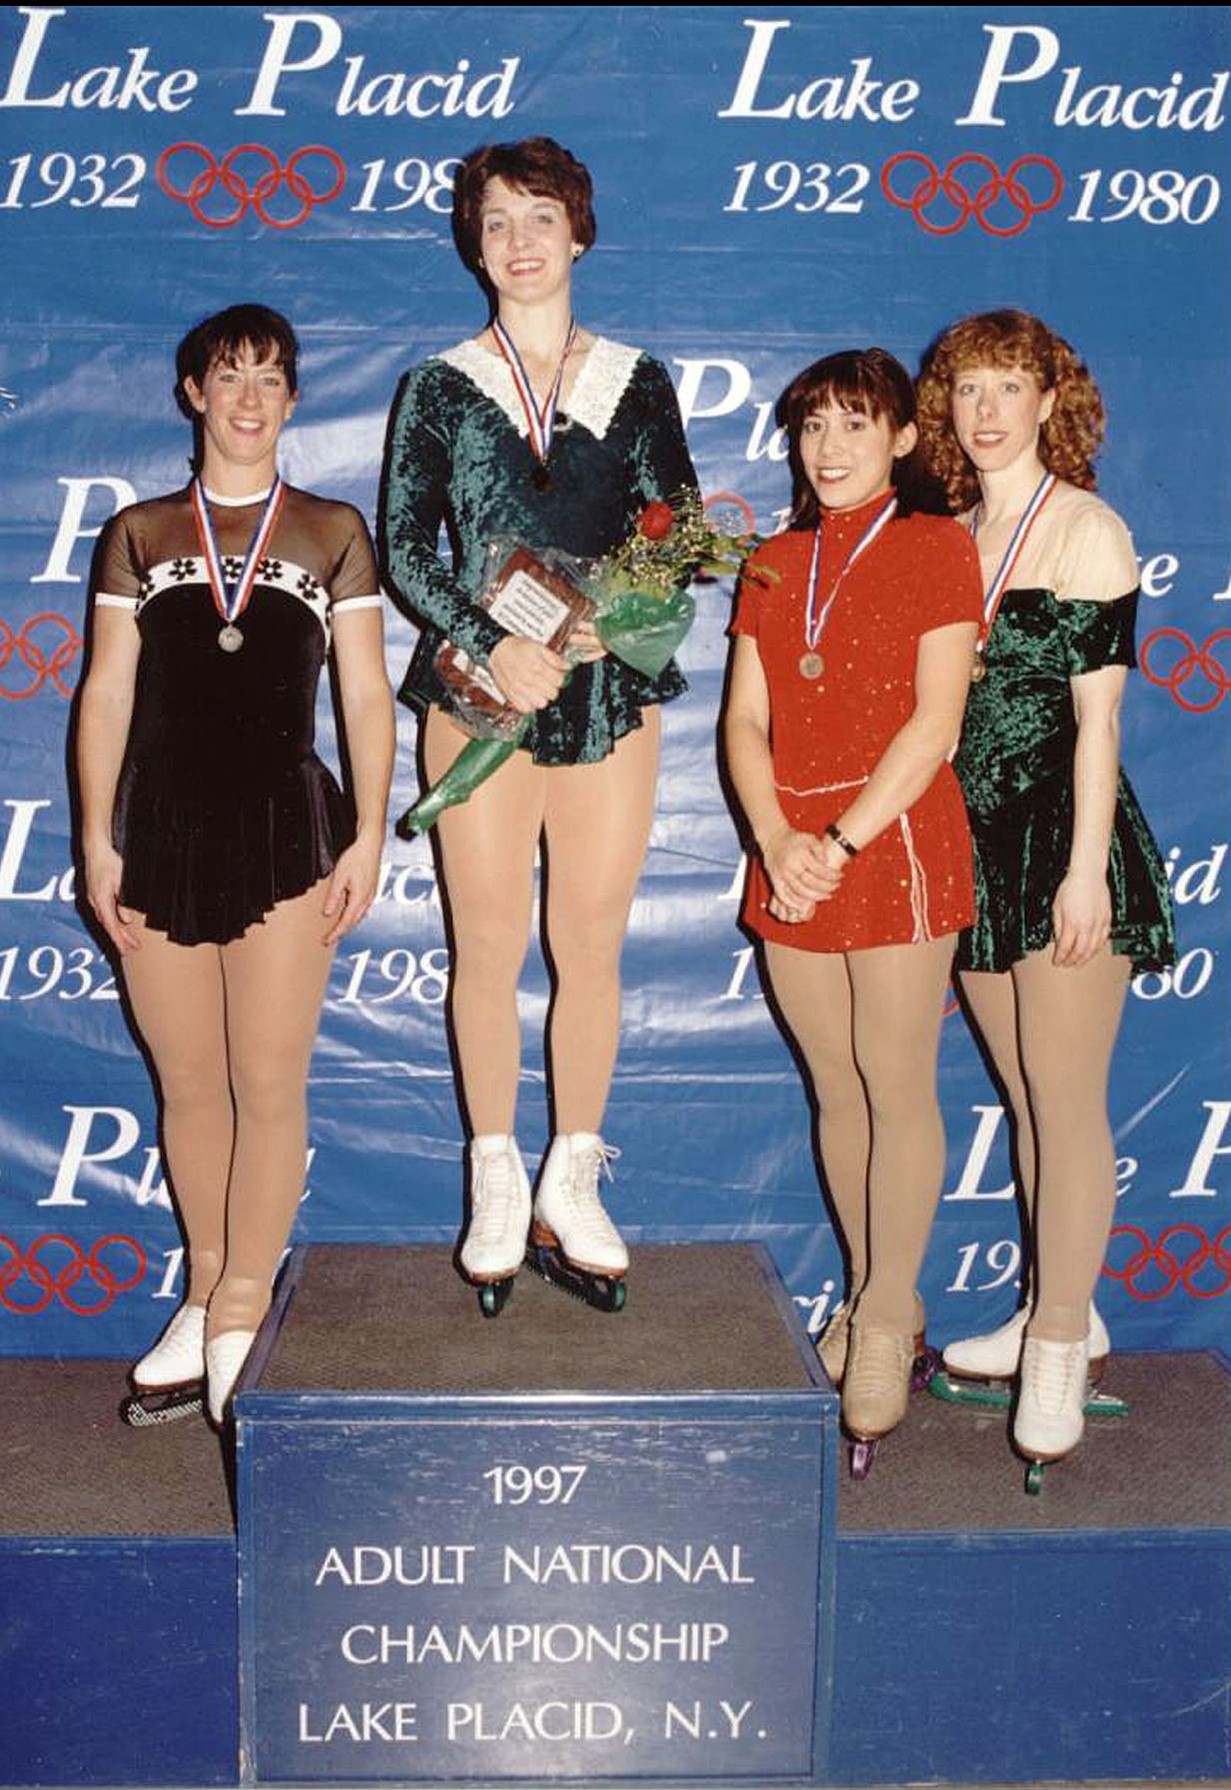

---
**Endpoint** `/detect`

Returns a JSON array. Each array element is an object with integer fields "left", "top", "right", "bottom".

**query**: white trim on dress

[{"left": 438, "top": 335, "right": 643, "bottom": 442}]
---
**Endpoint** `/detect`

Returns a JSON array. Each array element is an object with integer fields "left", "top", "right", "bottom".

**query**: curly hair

[
  {"left": 776, "top": 348, "right": 927, "bottom": 528},
  {"left": 452, "top": 136, "right": 595, "bottom": 279},
  {"left": 915, "top": 310, "right": 1105, "bottom": 512}
]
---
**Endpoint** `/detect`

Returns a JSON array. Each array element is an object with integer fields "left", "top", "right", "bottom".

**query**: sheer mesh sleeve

[
  {"left": 1054, "top": 500, "right": 1138, "bottom": 603},
  {"left": 93, "top": 511, "right": 142, "bottom": 608},
  {"left": 327, "top": 505, "right": 382, "bottom": 609}
]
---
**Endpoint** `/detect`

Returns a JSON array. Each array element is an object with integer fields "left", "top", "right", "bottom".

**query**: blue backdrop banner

[{"left": 0, "top": 5, "right": 1227, "bottom": 1356}]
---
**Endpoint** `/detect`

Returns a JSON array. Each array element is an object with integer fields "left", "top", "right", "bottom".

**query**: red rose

[{"left": 638, "top": 501, "right": 675, "bottom": 541}]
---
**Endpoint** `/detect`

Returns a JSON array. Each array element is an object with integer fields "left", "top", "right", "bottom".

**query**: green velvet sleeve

[
  {"left": 626, "top": 356, "right": 699, "bottom": 508},
  {"left": 1059, "top": 588, "right": 1139, "bottom": 677},
  {"left": 380, "top": 362, "right": 506, "bottom": 666}
]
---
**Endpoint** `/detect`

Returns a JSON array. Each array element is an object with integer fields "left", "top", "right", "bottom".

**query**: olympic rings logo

[
  {"left": 1102, "top": 1224, "right": 1231, "bottom": 1301},
  {"left": 881, "top": 153, "right": 1064, "bottom": 237},
  {"left": 704, "top": 490, "right": 758, "bottom": 538},
  {"left": 156, "top": 143, "right": 346, "bottom": 230},
  {"left": 1140, "top": 628, "right": 1231, "bottom": 713},
  {"left": 0, "top": 613, "right": 81, "bottom": 700},
  {"left": 0, "top": 1234, "right": 146, "bottom": 1315}
]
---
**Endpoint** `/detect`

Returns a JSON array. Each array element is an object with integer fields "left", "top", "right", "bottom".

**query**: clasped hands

[
  {"left": 488, "top": 620, "right": 605, "bottom": 716},
  {"left": 763, "top": 825, "right": 847, "bottom": 925}
]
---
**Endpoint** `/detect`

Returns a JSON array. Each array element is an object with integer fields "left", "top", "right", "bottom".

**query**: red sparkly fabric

[{"left": 731, "top": 502, "right": 982, "bottom": 953}]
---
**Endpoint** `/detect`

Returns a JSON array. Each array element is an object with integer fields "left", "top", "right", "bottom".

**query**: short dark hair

[
  {"left": 452, "top": 136, "right": 596, "bottom": 277},
  {"left": 777, "top": 348, "right": 919, "bottom": 528},
  {"left": 174, "top": 303, "right": 299, "bottom": 419}
]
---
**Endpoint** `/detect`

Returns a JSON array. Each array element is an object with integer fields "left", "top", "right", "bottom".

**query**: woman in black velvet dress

[{"left": 78, "top": 304, "right": 394, "bottom": 1425}]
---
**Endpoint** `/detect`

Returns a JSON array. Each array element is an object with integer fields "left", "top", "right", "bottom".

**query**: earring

[{"left": 572, "top": 246, "right": 582, "bottom": 261}]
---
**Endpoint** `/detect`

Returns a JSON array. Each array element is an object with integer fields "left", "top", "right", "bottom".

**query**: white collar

[
  {"left": 439, "top": 335, "right": 642, "bottom": 443},
  {"left": 201, "top": 483, "right": 275, "bottom": 507}
]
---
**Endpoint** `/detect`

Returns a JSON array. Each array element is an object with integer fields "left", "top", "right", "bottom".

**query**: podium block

[
  {"left": 830, "top": 1349, "right": 1231, "bottom": 1784},
  {"left": 236, "top": 1243, "right": 837, "bottom": 1784},
  {"left": 0, "top": 1359, "right": 237, "bottom": 1787}
]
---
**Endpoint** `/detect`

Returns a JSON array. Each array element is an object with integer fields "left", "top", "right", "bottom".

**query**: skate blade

[
  {"left": 930, "top": 1370, "right": 1127, "bottom": 1421},
  {"left": 524, "top": 1241, "right": 626, "bottom": 1313},
  {"left": 120, "top": 1383, "right": 204, "bottom": 1427},
  {"left": 929, "top": 1369, "right": 1013, "bottom": 1411}
]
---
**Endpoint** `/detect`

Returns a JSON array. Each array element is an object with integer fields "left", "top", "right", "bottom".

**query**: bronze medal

[
  {"left": 218, "top": 624, "right": 244, "bottom": 654},
  {"left": 531, "top": 462, "right": 551, "bottom": 492},
  {"left": 799, "top": 652, "right": 824, "bottom": 680}
]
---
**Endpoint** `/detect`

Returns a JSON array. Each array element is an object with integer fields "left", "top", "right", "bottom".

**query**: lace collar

[{"left": 439, "top": 335, "right": 642, "bottom": 442}]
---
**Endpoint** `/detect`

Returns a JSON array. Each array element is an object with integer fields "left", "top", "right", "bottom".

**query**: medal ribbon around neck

[
  {"left": 801, "top": 492, "right": 898, "bottom": 678},
  {"left": 969, "top": 470, "right": 1057, "bottom": 656},
  {"left": 491, "top": 316, "right": 577, "bottom": 477},
  {"left": 191, "top": 475, "right": 285, "bottom": 640}
]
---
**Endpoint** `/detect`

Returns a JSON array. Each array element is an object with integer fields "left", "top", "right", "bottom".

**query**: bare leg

[
  {"left": 425, "top": 706, "right": 543, "bottom": 1135},
  {"left": 206, "top": 880, "right": 336, "bottom": 1337},
  {"left": 847, "top": 936, "right": 957, "bottom": 1333},
  {"left": 1012, "top": 946, "right": 1131, "bottom": 1343},
  {"left": 763, "top": 942, "right": 869, "bottom": 1300},
  {"left": 540, "top": 711, "right": 660, "bottom": 1132},
  {"left": 120, "top": 919, "right": 231, "bottom": 1309}
]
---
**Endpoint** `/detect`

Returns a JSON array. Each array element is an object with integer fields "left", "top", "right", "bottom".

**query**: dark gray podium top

[{"left": 256, "top": 1243, "right": 820, "bottom": 1398}]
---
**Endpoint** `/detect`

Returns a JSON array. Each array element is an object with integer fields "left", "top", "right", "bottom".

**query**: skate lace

[
  {"left": 566, "top": 1141, "right": 622, "bottom": 1234},
  {"left": 845, "top": 1327, "right": 911, "bottom": 1398},
  {"left": 471, "top": 1147, "right": 523, "bottom": 1243},
  {"left": 1025, "top": 1340, "right": 1086, "bottom": 1416}
]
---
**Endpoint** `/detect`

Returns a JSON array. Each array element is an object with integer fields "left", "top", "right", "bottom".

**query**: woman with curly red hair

[{"left": 916, "top": 310, "right": 1174, "bottom": 1483}]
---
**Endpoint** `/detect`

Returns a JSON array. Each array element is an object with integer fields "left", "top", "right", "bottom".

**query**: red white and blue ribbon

[
  {"left": 490, "top": 317, "right": 577, "bottom": 470},
  {"left": 969, "top": 469, "right": 1057, "bottom": 650},
  {"left": 190, "top": 475, "right": 285, "bottom": 629},
  {"left": 803, "top": 491, "right": 898, "bottom": 658}
]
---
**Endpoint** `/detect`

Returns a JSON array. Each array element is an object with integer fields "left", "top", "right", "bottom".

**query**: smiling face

[
  {"left": 950, "top": 363, "right": 1055, "bottom": 477},
  {"left": 799, "top": 402, "right": 917, "bottom": 513},
  {"left": 183, "top": 343, "right": 295, "bottom": 488},
  {"left": 477, "top": 175, "right": 579, "bottom": 308}
]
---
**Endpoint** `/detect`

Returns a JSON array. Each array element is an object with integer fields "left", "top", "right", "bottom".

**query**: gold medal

[
  {"left": 218, "top": 624, "right": 244, "bottom": 654},
  {"left": 799, "top": 652, "right": 824, "bottom": 680},
  {"left": 970, "top": 651, "right": 987, "bottom": 684}
]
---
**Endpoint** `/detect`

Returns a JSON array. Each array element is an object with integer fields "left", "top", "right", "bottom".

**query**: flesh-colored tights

[
  {"left": 120, "top": 881, "right": 335, "bottom": 1339},
  {"left": 765, "top": 935, "right": 956, "bottom": 1335},
  {"left": 425, "top": 704, "right": 659, "bottom": 1136},
  {"left": 960, "top": 945, "right": 1131, "bottom": 1343}
]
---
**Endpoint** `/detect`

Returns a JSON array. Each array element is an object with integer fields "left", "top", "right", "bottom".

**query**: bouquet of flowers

[{"left": 396, "top": 491, "right": 763, "bottom": 837}]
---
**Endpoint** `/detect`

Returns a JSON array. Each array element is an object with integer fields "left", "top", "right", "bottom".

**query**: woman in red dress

[{"left": 723, "top": 349, "right": 981, "bottom": 1469}]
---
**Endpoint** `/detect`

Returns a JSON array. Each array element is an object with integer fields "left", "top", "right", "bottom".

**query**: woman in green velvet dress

[
  {"left": 381, "top": 137, "right": 697, "bottom": 1307},
  {"left": 916, "top": 310, "right": 1174, "bottom": 1480}
]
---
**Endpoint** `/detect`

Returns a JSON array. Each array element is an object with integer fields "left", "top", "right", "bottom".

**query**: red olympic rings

[
  {"left": 881, "top": 152, "right": 1064, "bottom": 238},
  {"left": 1102, "top": 1223, "right": 1231, "bottom": 1301},
  {"left": 0, "top": 613, "right": 81, "bottom": 700},
  {"left": 704, "top": 490, "right": 758, "bottom": 538},
  {"left": 156, "top": 142, "right": 346, "bottom": 230},
  {"left": 0, "top": 1233, "right": 146, "bottom": 1315},
  {"left": 1139, "top": 627, "right": 1231, "bottom": 713}
]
